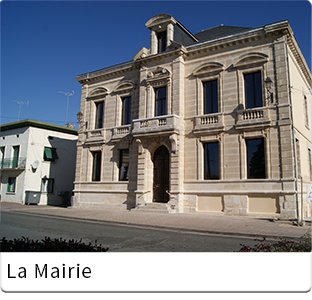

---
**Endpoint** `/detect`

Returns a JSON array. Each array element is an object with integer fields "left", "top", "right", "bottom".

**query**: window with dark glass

[
  {"left": 119, "top": 149, "right": 129, "bottom": 181},
  {"left": 43, "top": 147, "right": 58, "bottom": 162},
  {"left": 304, "top": 95, "right": 309, "bottom": 127},
  {"left": 203, "top": 80, "right": 218, "bottom": 114},
  {"left": 155, "top": 86, "right": 167, "bottom": 116},
  {"left": 12, "top": 146, "right": 19, "bottom": 168},
  {"left": 157, "top": 31, "right": 167, "bottom": 53},
  {"left": 92, "top": 151, "right": 101, "bottom": 181},
  {"left": 244, "top": 71, "right": 263, "bottom": 109},
  {"left": 121, "top": 96, "right": 132, "bottom": 125},
  {"left": 296, "top": 139, "right": 301, "bottom": 178},
  {"left": 204, "top": 142, "right": 219, "bottom": 180},
  {"left": 41, "top": 178, "right": 54, "bottom": 193},
  {"left": 0, "top": 147, "right": 4, "bottom": 168},
  {"left": 246, "top": 138, "right": 266, "bottom": 179},
  {"left": 95, "top": 101, "right": 104, "bottom": 129},
  {"left": 7, "top": 177, "right": 16, "bottom": 193}
]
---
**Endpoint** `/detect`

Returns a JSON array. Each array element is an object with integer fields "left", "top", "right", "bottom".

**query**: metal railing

[{"left": 1, "top": 157, "right": 26, "bottom": 169}]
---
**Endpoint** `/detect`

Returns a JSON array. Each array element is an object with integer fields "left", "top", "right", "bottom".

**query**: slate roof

[{"left": 193, "top": 25, "right": 253, "bottom": 43}]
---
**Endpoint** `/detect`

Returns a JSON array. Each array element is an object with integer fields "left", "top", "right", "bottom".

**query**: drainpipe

[{"left": 285, "top": 35, "right": 300, "bottom": 223}]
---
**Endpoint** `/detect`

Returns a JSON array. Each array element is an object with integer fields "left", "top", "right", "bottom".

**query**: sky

[{"left": 1, "top": 0, "right": 311, "bottom": 128}]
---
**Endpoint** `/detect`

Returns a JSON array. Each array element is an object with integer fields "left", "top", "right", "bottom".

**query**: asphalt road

[{"left": 0, "top": 211, "right": 264, "bottom": 252}]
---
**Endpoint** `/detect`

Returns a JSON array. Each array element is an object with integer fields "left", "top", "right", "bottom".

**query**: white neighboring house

[{"left": 0, "top": 119, "right": 78, "bottom": 206}]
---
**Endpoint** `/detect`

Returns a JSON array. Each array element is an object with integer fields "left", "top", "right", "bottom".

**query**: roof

[
  {"left": 76, "top": 16, "right": 310, "bottom": 88},
  {"left": 194, "top": 25, "right": 253, "bottom": 43},
  {"left": 0, "top": 119, "right": 78, "bottom": 135}
]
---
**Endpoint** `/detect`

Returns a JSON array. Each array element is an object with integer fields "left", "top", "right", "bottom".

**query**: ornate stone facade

[{"left": 73, "top": 14, "right": 311, "bottom": 220}]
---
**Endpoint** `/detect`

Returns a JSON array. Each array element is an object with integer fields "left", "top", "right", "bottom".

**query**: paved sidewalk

[{"left": 1, "top": 202, "right": 311, "bottom": 239}]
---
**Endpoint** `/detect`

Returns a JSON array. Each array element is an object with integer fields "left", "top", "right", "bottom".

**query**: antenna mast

[
  {"left": 57, "top": 90, "right": 74, "bottom": 125},
  {"left": 13, "top": 100, "right": 29, "bottom": 121}
]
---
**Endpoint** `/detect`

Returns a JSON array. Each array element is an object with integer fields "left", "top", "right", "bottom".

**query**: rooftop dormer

[{"left": 145, "top": 13, "right": 198, "bottom": 55}]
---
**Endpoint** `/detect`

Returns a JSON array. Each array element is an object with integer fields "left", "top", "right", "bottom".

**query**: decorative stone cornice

[
  {"left": 87, "top": 87, "right": 109, "bottom": 100},
  {"left": 76, "top": 62, "right": 138, "bottom": 84},
  {"left": 185, "top": 20, "right": 310, "bottom": 88},
  {"left": 146, "top": 67, "right": 172, "bottom": 87},
  {"left": 113, "top": 80, "right": 136, "bottom": 94},
  {"left": 285, "top": 26, "right": 311, "bottom": 87},
  {"left": 76, "top": 48, "right": 185, "bottom": 85},
  {"left": 145, "top": 13, "right": 177, "bottom": 30},
  {"left": 193, "top": 62, "right": 225, "bottom": 76},
  {"left": 76, "top": 19, "right": 310, "bottom": 89},
  {"left": 234, "top": 53, "right": 269, "bottom": 69}
]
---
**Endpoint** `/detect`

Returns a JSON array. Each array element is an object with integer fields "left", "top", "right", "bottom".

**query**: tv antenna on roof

[
  {"left": 57, "top": 90, "right": 74, "bottom": 125},
  {"left": 13, "top": 100, "right": 29, "bottom": 121}
]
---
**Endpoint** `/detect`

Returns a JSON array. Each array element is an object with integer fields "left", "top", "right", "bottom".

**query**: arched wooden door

[{"left": 153, "top": 146, "right": 170, "bottom": 203}]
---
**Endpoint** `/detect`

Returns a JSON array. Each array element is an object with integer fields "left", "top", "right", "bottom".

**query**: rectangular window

[
  {"left": 43, "top": 147, "right": 58, "bottom": 162},
  {"left": 155, "top": 86, "right": 167, "bottom": 116},
  {"left": 295, "top": 139, "right": 301, "bottom": 178},
  {"left": 92, "top": 151, "right": 101, "bottom": 181},
  {"left": 121, "top": 96, "right": 132, "bottom": 125},
  {"left": 12, "top": 146, "right": 19, "bottom": 168},
  {"left": 203, "top": 80, "right": 218, "bottom": 114},
  {"left": 246, "top": 138, "right": 266, "bottom": 179},
  {"left": 157, "top": 31, "right": 167, "bottom": 53},
  {"left": 204, "top": 142, "right": 219, "bottom": 180},
  {"left": 7, "top": 177, "right": 16, "bottom": 193},
  {"left": 95, "top": 101, "right": 104, "bottom": 129},
  {"left": 0, "top": 147, "right": 5, "bottom": 168},
  {"left": 119, "top": 149, "right": 129, "bottom": 181},
  {"left": 304, "top": 95, "right": 309, "bottom": 127},
  {"left": 41, "top": 178, "right": 54, "bottom": 193},
  {"left": 244, "top": 71, "right": 263, "bottom": 109}
]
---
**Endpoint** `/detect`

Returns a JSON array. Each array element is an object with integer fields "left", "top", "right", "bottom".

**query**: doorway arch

[{"left": 153, "top": 146, "right": 170, "bottom": 203}]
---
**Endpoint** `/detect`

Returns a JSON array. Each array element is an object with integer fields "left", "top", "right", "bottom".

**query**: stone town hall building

[{"left": 74, "top": 14, "right": 312, "bottom": 220}]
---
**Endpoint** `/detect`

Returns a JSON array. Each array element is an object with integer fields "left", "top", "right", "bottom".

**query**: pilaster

[
  {"left": 150, "top": 30, "right": 157, "bottom": 55},
  {"left": 139, "top": 67, "right": 148, "bottom": 119}
]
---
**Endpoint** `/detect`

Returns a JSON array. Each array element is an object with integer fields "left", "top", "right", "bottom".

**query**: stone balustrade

[
  {"left": 235, "top": 106, "right": 271, "bottom": 129},
  {"left": 243, "top": 108, "right": 264, "bottom": 120},
  {"left": 193, "top": 113, "right": 224, "bottom": 134},
  {"left": 133, "top": 114, "right": 180, "bottom": 136},
  {"left": 111, "top": 124, "right": 132, "bottom": 140},
  {"left": 85, "top": 128, "right": 105, "bottom": 144}
]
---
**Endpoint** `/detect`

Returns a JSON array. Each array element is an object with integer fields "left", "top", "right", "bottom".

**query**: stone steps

[{"left": 132, "top": 202, "right": 169, "bottom": 214}]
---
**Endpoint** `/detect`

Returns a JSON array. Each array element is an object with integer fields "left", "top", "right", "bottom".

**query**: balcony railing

[
  {"left": 111, "top": 124, "right": 132, "bottom": 140},
  {"left": 132, "top": 115, "right": 180, "bottom": 136},
  {"left": 193, "top": 113, "right": 225, "bottom": 133},
  {"left": 235, "top": 106, "right": 271, "bottom": 129},
  {"left": 85, "top": 128, "right": 105, "bottom": 144},
  {"left": 1, "top": 157, "right": 26, "bottom": 170}
]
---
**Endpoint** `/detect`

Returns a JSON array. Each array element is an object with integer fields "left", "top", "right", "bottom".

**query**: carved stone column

[
  {"left": 150, "top": 30, "right": 157, "bottom": 55},
  {"left": 167, "top": 23, "right": 174, "bottom": 47}
]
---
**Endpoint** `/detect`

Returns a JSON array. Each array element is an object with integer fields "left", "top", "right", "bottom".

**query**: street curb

[{"left": 3, "top": 209, "right": 309, "bottom": 240}]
